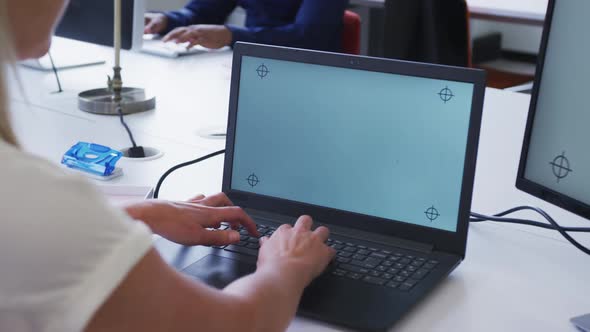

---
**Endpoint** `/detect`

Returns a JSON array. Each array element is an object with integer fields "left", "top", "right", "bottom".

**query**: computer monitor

[
  {"left": 56, "top": 0, "right": 144, "bottom": 50},
  {"left": 517, "top": 0, "right": 590, "bottom": 219},
  {"left": 22, "top": 0, "right": 145, "bottom": 71}
]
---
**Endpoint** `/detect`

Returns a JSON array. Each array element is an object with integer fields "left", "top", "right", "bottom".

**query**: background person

[{"left": 144, "top": 0, "right": 349, "bottom": 52}]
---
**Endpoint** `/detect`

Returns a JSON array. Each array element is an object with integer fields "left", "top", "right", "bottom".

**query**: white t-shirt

[{"left": 0, "top": 141, "right": 153, "bottom": 332}]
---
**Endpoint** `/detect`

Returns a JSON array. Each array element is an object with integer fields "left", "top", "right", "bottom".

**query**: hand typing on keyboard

[
  {"left": 124, "top": 192, "right": 259, "bottom": 246},
  {"left": 257, "top": 216, "right": 336, "bottom": 288}
]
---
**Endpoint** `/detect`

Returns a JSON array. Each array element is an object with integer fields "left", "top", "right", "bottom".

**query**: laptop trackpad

[{"left": 182, "top": 255, "right": 256, "bottom": 289}]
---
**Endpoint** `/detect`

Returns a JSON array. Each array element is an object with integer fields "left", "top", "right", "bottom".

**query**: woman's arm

[{"left": 85, "top": 216, "right": 334, "bottom": 332}]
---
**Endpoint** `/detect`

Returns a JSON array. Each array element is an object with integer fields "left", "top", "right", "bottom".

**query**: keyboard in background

[{"left": 141, "top": 38, "right": 208, "bottom": 58}]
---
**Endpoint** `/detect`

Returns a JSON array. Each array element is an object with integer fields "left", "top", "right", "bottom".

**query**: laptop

[{"left": 155, "top": 42, "right": 486, "bottom": 331}]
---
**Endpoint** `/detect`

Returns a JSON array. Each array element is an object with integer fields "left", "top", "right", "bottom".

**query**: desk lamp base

[{"left": 78, "top": 87, "right": 156, "bottom": 115}]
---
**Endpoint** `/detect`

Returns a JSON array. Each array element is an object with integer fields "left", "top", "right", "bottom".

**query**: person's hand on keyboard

[
  {"left": 163, "top": 24, "right": 233, "bottom": 50},
  {"left": 257, "top": 216, "right": 336, "bottom": 288},
  {"left": 124, "top": 192, "right": 259, "bottom": 246}
]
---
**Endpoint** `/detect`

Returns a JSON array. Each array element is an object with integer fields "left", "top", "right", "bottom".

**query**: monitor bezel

[
  {"left": 516, "top": 0, "right": 590, "bottom": 219},
  {"left": 55, "top": 0, "right": 143, "bottom": 50},
  {"left": 224, "top": 42, "right": 486, "bottom": 258}
]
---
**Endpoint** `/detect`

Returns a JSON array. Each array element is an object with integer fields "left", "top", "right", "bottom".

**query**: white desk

[{"left": 8, "top": 41, "right": 590, "bottom": 332}]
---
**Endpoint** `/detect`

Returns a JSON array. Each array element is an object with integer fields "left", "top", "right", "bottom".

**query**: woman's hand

[
  {"left": 162, "top": 24, "right": 233, "bottom": 49},
  {"left": 257, "top": 216, "right": 336, "bottom": 288},
  {"left": 125, "top": 193, "right": 259, "bottom": 246}
]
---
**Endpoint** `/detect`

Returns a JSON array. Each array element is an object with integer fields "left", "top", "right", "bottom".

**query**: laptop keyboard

[{"left": 215, "top": 223, "right": 438, "bottom": 292}]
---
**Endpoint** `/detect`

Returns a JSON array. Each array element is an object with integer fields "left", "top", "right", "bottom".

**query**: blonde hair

[{"left": 0, "top": 0, "right": 19, "bottom": 146}]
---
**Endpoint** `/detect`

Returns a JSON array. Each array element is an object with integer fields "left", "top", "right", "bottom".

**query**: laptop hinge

[{"left": 245, "top": 208, "right": 434, "bottom": 254}]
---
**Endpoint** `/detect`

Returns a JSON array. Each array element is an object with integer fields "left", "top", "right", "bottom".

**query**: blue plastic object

[{"left": 61, "top": 142, "right": 122, "bottom": 176}]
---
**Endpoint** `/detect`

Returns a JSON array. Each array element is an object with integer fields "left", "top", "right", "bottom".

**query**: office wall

[
  {"left": 471, "top": 20, "right": 543, "bottom": 54},
  {"left": 145, "top": 0, "right": 185, "bottom": 11}
]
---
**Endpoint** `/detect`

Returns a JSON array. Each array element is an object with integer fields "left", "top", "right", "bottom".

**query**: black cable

[
  {"left": 153, "top": 149, "right": 226, "bottom": 199},
  {"left": 117, "top": 106, "right": 137, "bottom": 148},
  {"left": 47, "top": 51, "right": 63, "bottom": 93},
  {"left": 470, "top": 206, "right": 590, "bottom": 255}
]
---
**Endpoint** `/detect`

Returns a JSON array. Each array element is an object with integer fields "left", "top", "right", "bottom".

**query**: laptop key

[
  {"left": 331, "top": 244, "right": 345, "bottom": 250},
  {"left": 224, "top": 245, "right": 258, "bottom": 256},
  {"left": 363, "top": 276, "right": 386, "bottom": 286},
  {"left": 339, "top": 264, "right": 369, "bottom": 274},
  {"left": 357, "top": 249, "right": 371, "bottom": 256},
  {"left": 382, "top": 261, "right": 393, "bottom": 267},
  {"left": 336, "top": 257, "right": 351, "bottom": 264},
  {"left": 370, "top": 252, "right": 388, "bottom": 260},
  {"left": 386, "top": 281, "right": 400, "bottom": 289},
  {"left": 365, "top": 257, "right": 382, "bottom": 266},
  {"left": 350, "top": 260, "right": 375, "bottom": 269},
  {"left": 352, "top": 254, "right": 367, "bottom": 261},
  {"left": 369, "top": 271, "right": 382, "bottom": 277},
  {"left": 338, "top": 251, "right": 353, "bottom": 258},
  {"left": 343, "top": 246, "right": 357, "bottom": 253},
  {"left": 400, "top": 280, "right": 418, "bottom": 291},
  {"left": 376, "top": 265, "right": 388, "bottom": 272},
  {"left": 394, "top": 263, "right": 405, "bottom": 269},
  {"left": 412, "top": 268, "right": 430, "bottom": 280},
  {"left": 382, "top": 273, "right": 394, "bottom": 280},
  {"left": 246, "top": 243, "right": 260, "bottom": 250},
  {"left": 393, "top": 276, "right": 406, "bottom": 282},
  {"left": 424, "top": 263, "right": 437, "bottom": 270},
  {"left": 411, "top": 260, "right": 424, "bottom": 267},
  {"left": 332, "top": 269, "right": 346, "bottom": 277},
  {"left": 400, "top": 270, "right": 412, "bottom": 278},
  {"left": 387, "top": 268, "right": 400, "bottom": 274},
  {"left": 347, "top": 272, "right": 363, "bottom": 280}
]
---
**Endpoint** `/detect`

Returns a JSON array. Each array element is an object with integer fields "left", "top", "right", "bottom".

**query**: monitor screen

[
  {"left": 55, "top": 0, "right": 142, "bottom": 50},
  {"left": 521, "top": 0, "right": 590, "bottom": 210},
  {"left": 230, "top": 55, "right": 475, "bottom": 232}
]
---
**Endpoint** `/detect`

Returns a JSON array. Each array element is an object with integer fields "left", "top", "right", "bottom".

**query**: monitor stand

[{"left": 20, "top": 37, "right": 106, "bottom": 71}]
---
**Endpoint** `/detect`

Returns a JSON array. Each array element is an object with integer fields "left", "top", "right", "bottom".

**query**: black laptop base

[{"left": 155, "top": 214, "right": 461, "bottom": 332}]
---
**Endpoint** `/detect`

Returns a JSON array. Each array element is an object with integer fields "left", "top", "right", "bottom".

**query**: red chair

[{"left": 342, "top": 10, "right": 361, "bottom": 55}]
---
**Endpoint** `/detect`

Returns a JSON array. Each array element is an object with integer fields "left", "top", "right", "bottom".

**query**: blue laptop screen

[{"left": 231, "top": 56, "right": 474, "bottom": 232}]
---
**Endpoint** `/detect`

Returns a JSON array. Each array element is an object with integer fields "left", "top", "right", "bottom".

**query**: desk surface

[
  {"left": 8, "top": 40, "right": 590, "bottom": 332},
  {"left": 350, "top": 0, "right": 548, "bottom": 25}
]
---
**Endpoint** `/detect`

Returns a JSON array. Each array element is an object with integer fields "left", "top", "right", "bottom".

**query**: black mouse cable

[
  {"left": 153, "top": 149, "right": 226, "bottom": 199},
  {"left": 470, "top": 206, "right": 590, "bottom": 255},
  {"left": 48, "top": 51, "right": 63, "bottom": 93}
]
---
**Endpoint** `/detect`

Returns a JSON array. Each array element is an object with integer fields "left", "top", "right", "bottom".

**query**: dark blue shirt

[{"left": 164, "top": 0, "right": 348, "bottom": 52}]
